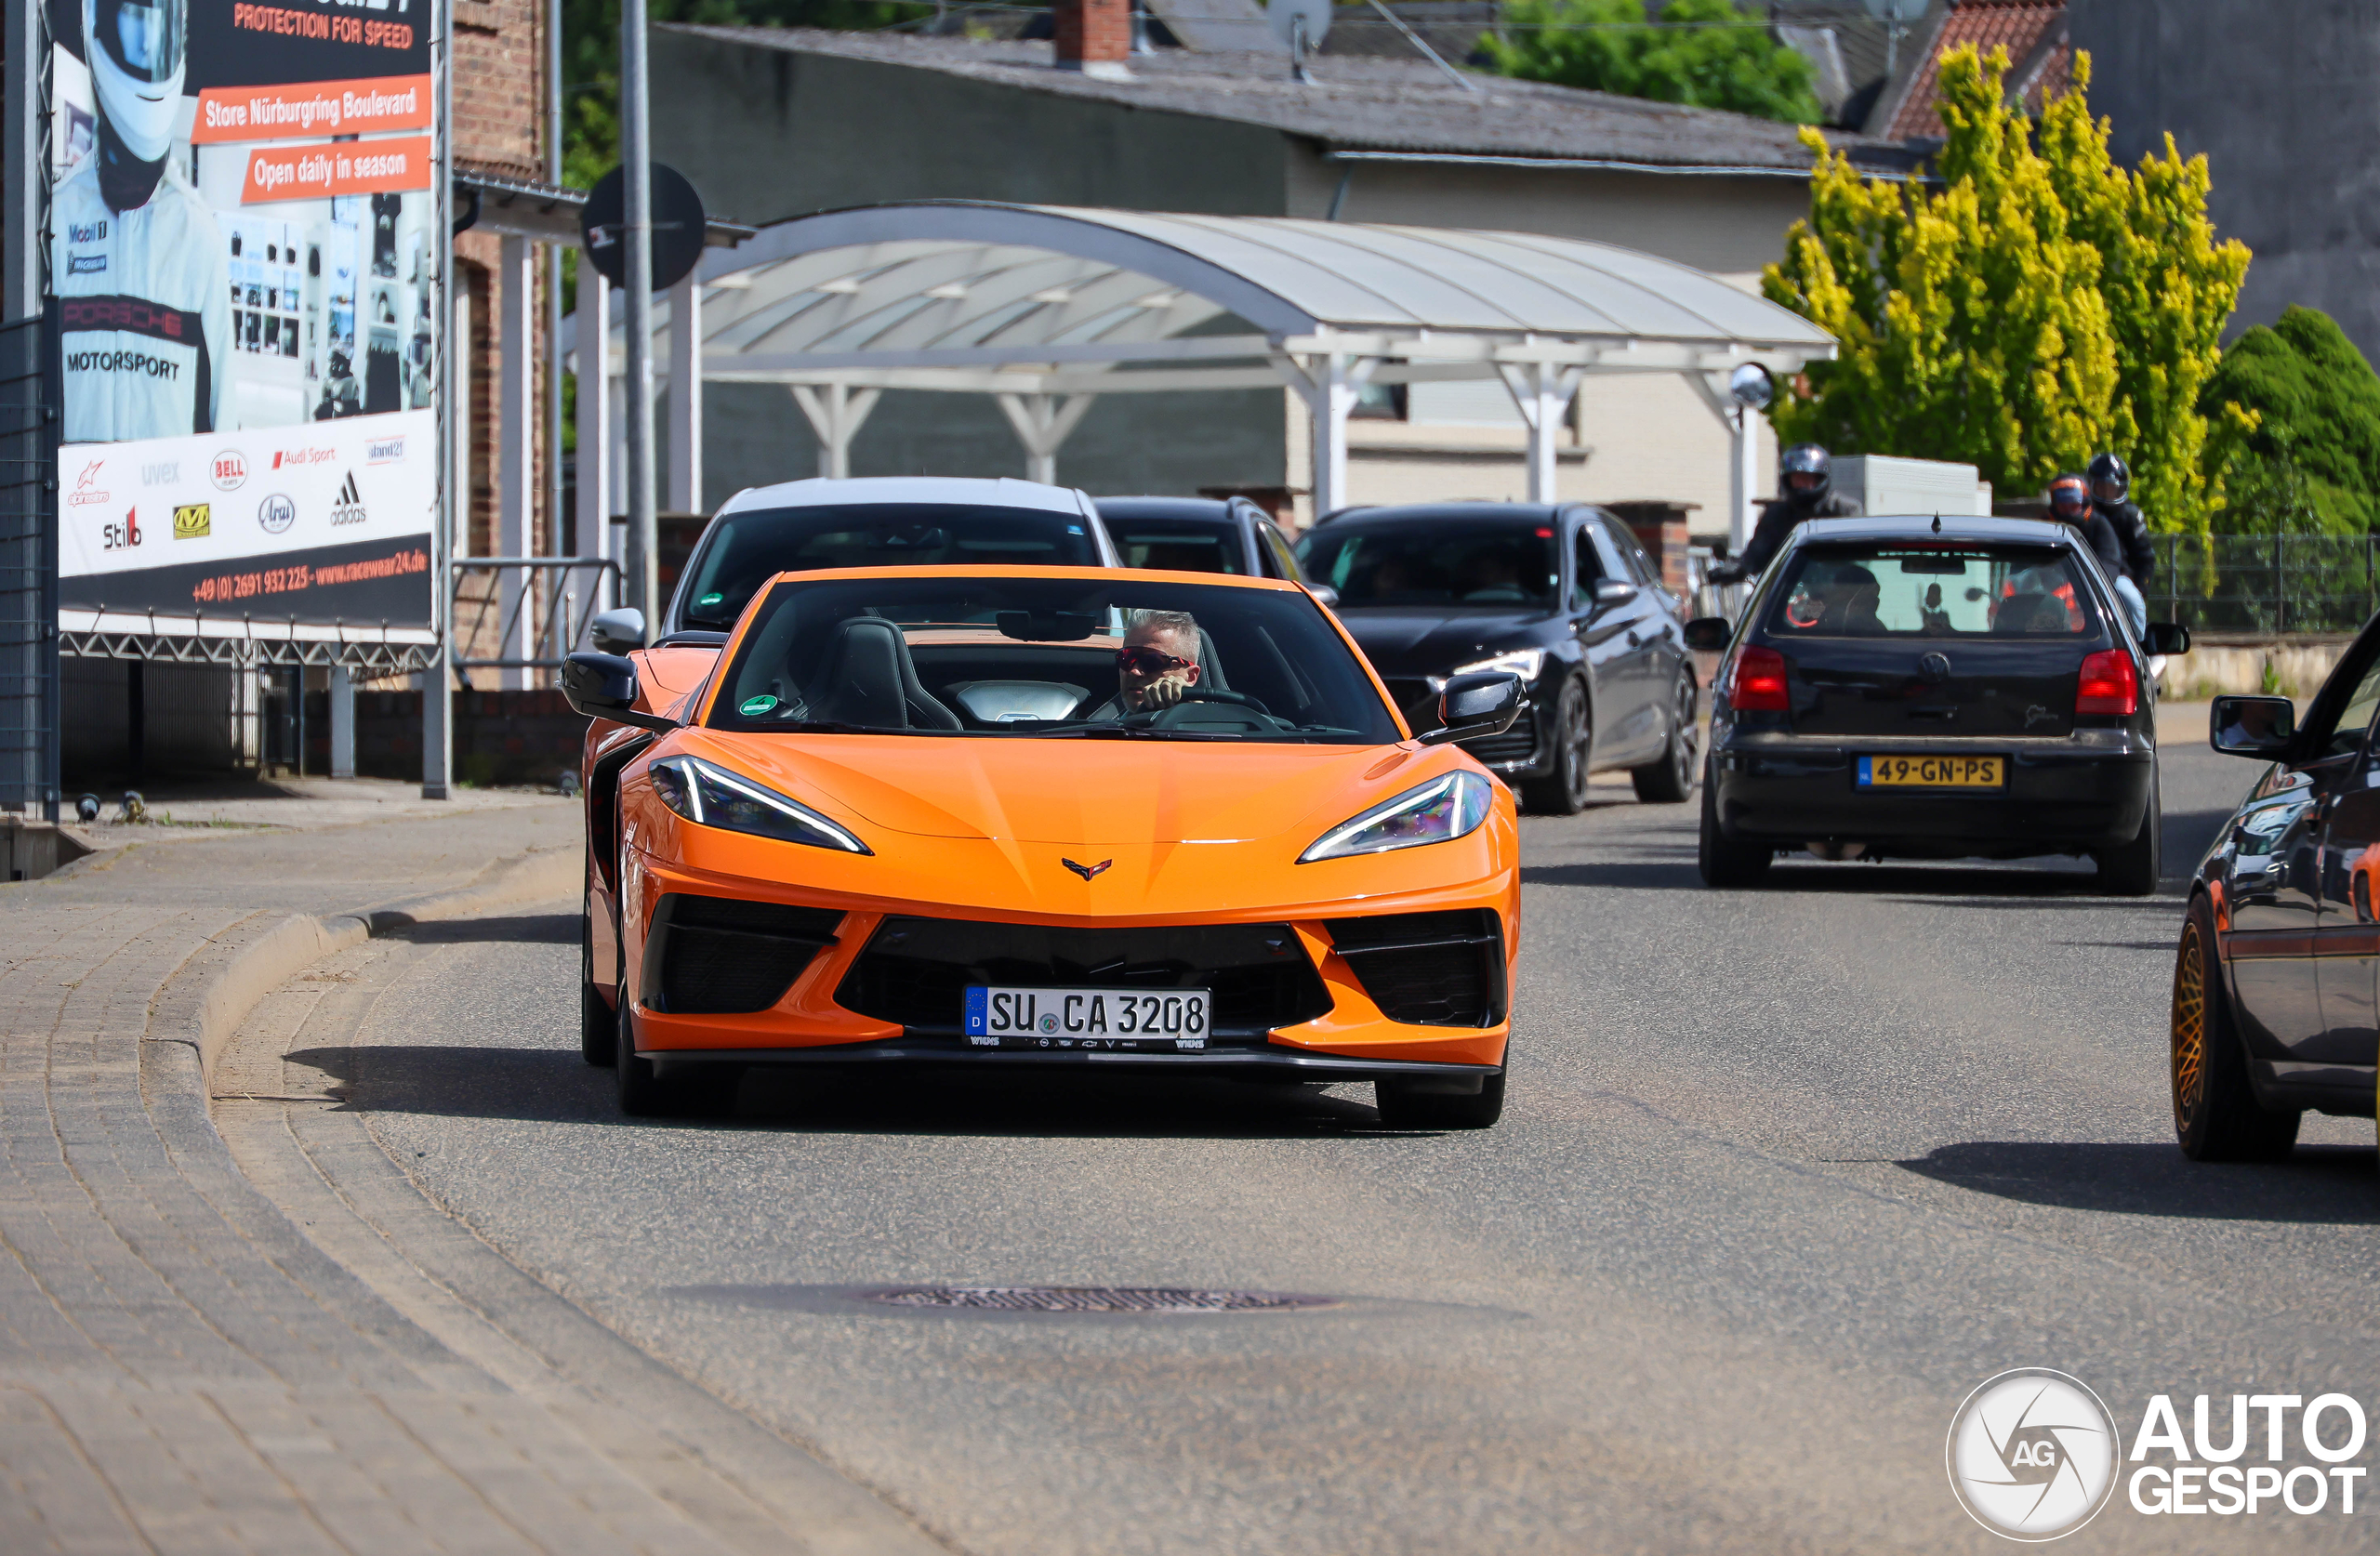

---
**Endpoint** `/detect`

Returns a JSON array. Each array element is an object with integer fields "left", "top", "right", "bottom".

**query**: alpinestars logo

[{"left": 328, "top": 471, "right": 366, "bottom": 526}]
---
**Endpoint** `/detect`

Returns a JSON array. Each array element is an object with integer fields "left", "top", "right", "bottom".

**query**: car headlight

[
  {"left": 1298, "top": 771, "right": 1495, "bottom": 864},
  {"left": 1454, "top": 648, "right": 1545, "bottom": 681},
  {"left": 647, "top": 755, "right": 871, "bottom": 854}
]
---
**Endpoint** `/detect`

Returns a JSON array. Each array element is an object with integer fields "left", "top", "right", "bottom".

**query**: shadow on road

[
  {"left": 307, "top": 1041, "right": 1408, "bottom": 1139},
  {"left": 1897, "top": 1141, "right": 2380, "bottom": 1224},
  {"left": 382, "top": 913, "right": 578, "bottom": 945}
]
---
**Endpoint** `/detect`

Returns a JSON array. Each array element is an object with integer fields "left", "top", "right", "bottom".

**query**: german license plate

[
  {"left": 964, "top": 986, "right": 1210, "bottom": 1050},
  {"left": 1858, "top": 754, "right": 2005, "bottom": 789}
]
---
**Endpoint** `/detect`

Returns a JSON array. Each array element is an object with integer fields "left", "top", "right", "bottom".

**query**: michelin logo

[{"left": 69, "top": 255, "right": 106, "bottom": 274}]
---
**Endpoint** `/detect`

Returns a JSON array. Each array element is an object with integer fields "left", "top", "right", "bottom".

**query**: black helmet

[
  {"left": 2087, "top": 452, "right": 2130, "bottom": 506},
  {"left": 1780, "top": 443, "right": 1832, "bottom": 503}
]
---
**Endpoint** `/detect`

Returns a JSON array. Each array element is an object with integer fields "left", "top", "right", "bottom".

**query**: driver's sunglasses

[{"left": 1116, "top": 646, "right": 1195, "bottom": 676}]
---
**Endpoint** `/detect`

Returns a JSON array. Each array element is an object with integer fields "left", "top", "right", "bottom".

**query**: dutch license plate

[
  {"left": 964, "top": 986, "right": 1211, "bottom": 1050},
  {"left": 1858, "top": 754, "right": 2005, "bottom": 789}
]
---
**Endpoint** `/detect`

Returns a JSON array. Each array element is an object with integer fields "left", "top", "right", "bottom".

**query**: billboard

[{"left": 49, "top": 0, "right": 439, "bottom": 629}]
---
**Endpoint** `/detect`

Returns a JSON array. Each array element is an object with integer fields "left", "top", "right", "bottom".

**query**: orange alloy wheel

[{"left": 2171, "top": 917, "right": 2208, "bottom": 1134}]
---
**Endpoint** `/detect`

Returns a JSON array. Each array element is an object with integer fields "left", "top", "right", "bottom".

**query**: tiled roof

[{"left": 1884, "top": 2, "right": 2067, "bottom": 141}]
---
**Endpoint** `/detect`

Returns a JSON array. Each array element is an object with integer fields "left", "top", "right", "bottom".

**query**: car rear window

[
  {"left": 1109, "top": 518, "right": 1248, "bottom": 574},
  {"left": 1765, "top": 544, "right": 2102, "bottom": 638},
  {"left": 1298, "top": 521, "right": 1559, "bottom": 608},
  {"left": 678, "top": 504, "right": 1100, "bottom": 628}
]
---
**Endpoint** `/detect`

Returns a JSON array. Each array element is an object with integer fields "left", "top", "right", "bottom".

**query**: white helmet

[{"left": 85, "top": 0, "right": 186, "bottom": 165}]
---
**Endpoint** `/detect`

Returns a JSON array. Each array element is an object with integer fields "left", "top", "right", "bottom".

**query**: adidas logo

[{"left": 328, "top": 471, "right": 366, "bottom": 526}]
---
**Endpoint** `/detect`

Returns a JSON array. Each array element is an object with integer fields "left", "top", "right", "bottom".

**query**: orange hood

[{"left": 669, "top": 728, "right": 1429, "bottom": 847}]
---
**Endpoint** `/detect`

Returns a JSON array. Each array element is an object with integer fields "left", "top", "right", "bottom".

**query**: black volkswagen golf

[{"left": 1691, "top": 515, "right": 2186, "bottom": 891}]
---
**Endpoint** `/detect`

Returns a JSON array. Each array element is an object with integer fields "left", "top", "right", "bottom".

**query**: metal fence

[
  {"left": 0, "top": 310, "right": 59, "bottom": 816},
  {"left": 450, "top": 556, "right": 621, "bottom": 683},
  {"left": 2139, "top": 534, "right": 2380, "bottom": 638}
]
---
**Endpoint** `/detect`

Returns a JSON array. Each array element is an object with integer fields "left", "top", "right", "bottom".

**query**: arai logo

[
  {"left": 257, "top": 493, "right": 296, "bottom": 534},
  {"left": 1947, "top": 1369, "right": 2118, "bottom": 1541}
]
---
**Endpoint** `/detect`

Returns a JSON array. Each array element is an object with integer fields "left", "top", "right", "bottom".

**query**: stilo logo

[
  {"left": 1948, "top": 1369, "right": 2120, "bottom": 1541},
  {"left": 328, "top": 471, "right": 366, "bottom": 526}
]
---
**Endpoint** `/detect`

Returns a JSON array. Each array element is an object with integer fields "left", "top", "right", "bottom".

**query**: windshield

[
  {"left": 710, "top": 576, "right": 1401, "bottom": 745},
  {"left": 1298, "top": 521, "right": 1558, "bottom": 609},
  {"left": 1107, "top": 516, "right": 1247, "bottom": 574},
  {"left": 1765, "top": 544, "right": 2104, "bottom": 638},
  {"left": 678, "top": 504, "right": 1101, "bottom": 630}
]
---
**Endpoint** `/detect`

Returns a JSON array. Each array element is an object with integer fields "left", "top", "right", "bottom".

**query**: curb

[{"left": 150, "top": 843, "right": 582, "bottom": 1090}]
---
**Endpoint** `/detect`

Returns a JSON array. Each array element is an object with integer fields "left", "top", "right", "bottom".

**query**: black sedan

[
  {"left": 1094, "top": 496, "right": 1324, "bottom": 591},
  {"left": 1690, "top": 515, "right": 2188, "bottom": 891},
  {"left": 1295, "top": 503, "right": 1699, "bottom": 813},
  {"left": 2171, "top": 648, "right": 2380, "bottom": 1160}
]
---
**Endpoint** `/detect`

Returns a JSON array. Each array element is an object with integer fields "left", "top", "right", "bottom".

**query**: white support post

[
  {"left": 328, "top": 664, "right": 355, "bottom": 779},
  {"left": 790, "top": 383, "right": 880, "bottom": 480},
  {"left": 994, "top": 393, "right": 1097, "bottom": 486},
  {"left": 667, "top": 273, "right": 703, "bottom": 512},
  {"left": 497, "top": 236, "right": 536, "bottom": 688},
  {"left": 1497, "top": 361, "right": 1586, "bottom": 505},
  {"left": 1687, "top": 369, "right": 1765, "bottom": 554},
  {"left": 1275, "top": 351, "right": 1376, "bottom": 520},
  {"left": 575, "top": 253, "right": 611, "bottom": 599},
  {"left": 607, "top": 369, "right": 628, "bottom": 600}
]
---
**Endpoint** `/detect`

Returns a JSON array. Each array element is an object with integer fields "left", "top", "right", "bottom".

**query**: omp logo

[
  {"left": 1948, "top": 1370, "right": 2118, "bottom": 1541},
  {"left": 68, "top": 460, "right": 110, "bottom": 506},
  {"left": 271, "top": 445, "right": 336, "bottom": 469},
  {"left": 328, "top": 472, "right": 365, "bottom": 526},
  {"left": 66, "top": 219, "right": 107, "bottom": 243},
  {"left": 210, "top": 451, "right": 247, "bottom": 490},
  {"left": 364, "top": 436, "right": 404, "bottom": 465},
  {"left": 172, "top": 503, "right": 212, "bottom": 540},
  {"left": 103, "top": 509, "right": 142, "bottom": 550},
  {"left": 257, "top": 494, "right": 296, "bottom": 534},
  {"left": 140, "top": 460, "right": 178, "bottom": 485}
]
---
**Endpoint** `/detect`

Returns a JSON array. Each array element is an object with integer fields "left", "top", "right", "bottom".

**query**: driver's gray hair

[{"left": 1127, "top": 608, "right": 1199, "bottom": 642}]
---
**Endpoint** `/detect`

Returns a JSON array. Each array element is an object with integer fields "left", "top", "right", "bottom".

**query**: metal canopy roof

[{"left": 576, "top": 201, "right": 1835, "bottom": 396}]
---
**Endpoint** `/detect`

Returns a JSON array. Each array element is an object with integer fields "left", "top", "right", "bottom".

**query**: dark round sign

[{"left": 580, "top": 163, "right": 708, "bottom": 292}]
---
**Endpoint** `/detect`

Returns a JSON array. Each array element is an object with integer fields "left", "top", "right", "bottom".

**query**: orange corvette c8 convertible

[{"left": 562, "top": 565, "right": 1526, "bottom": 1127}]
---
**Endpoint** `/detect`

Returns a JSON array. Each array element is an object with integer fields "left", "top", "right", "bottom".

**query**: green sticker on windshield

[
  {"left": 699, "top": 591, "right": 725, "bottom": 607},
  {"left": 738, "top": 693, "right": 778, "bottom": 717}
]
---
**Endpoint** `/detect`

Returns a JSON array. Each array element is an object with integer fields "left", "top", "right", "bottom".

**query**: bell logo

[
  {"left": 328, "top": 471, "right": 366, "bottom": 526},
  {"left": 1947, "top": 1369, "right": 2119, "bottom": 1541}
]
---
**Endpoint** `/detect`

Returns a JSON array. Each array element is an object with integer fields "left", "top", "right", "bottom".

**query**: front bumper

[
  {"left": 648, "top": 1041, "right": 1500, "bottom": 1083},
  {"left": 1711, "top": 732, "right": 2155, "bottom": 851}
]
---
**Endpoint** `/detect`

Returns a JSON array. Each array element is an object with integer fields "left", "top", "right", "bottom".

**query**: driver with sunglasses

[{"left": 1088, "top": 609, "right": 1204, "bottom": 719}]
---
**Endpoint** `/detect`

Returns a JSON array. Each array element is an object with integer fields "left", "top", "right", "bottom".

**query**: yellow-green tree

[{"left": 1762, "top": 46, "right": 2250, "bottom": 534}]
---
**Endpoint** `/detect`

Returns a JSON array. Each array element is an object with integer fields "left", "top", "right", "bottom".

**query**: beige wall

[{"left": 1279, "top": 147, "right": 1800, "bottom": 533}]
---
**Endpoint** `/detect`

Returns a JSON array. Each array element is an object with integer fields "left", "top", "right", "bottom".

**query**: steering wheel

[{"left": 1129, "top": 688, "right": 1276, "bottom": 727}]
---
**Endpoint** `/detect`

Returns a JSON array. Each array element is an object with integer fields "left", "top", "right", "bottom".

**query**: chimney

[{"left": 1053, "top": 0, "right": 1133, "bottom": 81}]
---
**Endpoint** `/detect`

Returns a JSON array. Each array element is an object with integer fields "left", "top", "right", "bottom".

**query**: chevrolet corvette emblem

[{"left": 1063, "top": 858, "right": 1113, "bottom": 881}]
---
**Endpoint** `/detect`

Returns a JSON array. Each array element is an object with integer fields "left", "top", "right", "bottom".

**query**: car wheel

[
  {"left": 2095, "top": 771, "right": 2162, "bottom": 896},
  {"left": 1520, "top": 679, "right": 1592, "bottom": 815},
  {"left": 1631, "top": 671, "right": 1699, "bottom": 804},
  {"left": 2171, "top": 893, "right": 2300, "bottom": 1161},
  {"left": 615, "top": 943, "right": 735, "bottom": 1118},
  {"left": 1697, "top": 757, "right": 1770, "bottom": 887},
  {"left": 580, "top": 903, "right": 615, "bottom": 1067},
  {"left": 1374, "top": 1070, "right": 1504, "bottom": 1129}
]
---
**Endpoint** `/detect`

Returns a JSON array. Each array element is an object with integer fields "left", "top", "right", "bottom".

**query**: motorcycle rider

[
  {"left": 2085, "top": 452, "right": 2155, "bottom": 636},
  {"left": 54, "top": 0, "right": 231, "bottom": 442},
  {"left": 1711, "top": 443, "right": 1862, "bottom": 583}
]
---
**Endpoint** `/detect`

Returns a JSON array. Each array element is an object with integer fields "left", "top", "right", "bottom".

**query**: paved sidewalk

[{"left": 0, "top": 804, "right": 930, "bottom": 1555}]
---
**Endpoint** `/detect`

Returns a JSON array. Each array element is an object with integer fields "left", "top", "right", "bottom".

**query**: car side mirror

[
  {"left": 561, "top": 651, "right": 678, "bottom": 732},
  {"left": 1591, "top": 579, "right": 1638, "bottom": 610},
  {"left": 2210, "top": 694, "right": 2295, "bottom": 759},
  {"left": 2144, "top": 621, "right": 2191, "bottom": 655},
  {"left": 1420, "top": 671, "right": 1524, "bottom": 746},
  {"left": 589, "top": 606, "right": 646, "bottom": 655},
  {"left": 1683, "top": 616, "right": 1732, "bottom": 652},
  {"left": 1306, "top": 583, "right": 1341, "bottom": 608}
]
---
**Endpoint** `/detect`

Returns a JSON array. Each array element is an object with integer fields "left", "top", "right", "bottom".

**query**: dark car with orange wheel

[{"left": 2171, "top": 632, "right": 2380, "bottom": 1160}]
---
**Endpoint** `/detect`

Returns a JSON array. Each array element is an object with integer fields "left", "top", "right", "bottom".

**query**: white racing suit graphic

[{"left": 53, "top": 157, "right": 230, "bottom": 442}]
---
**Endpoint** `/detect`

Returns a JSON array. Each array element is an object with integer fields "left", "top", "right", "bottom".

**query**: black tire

[
  {"left": 2095, "top": 770, "right": 2162, "bottom": 896},
  {"left": 1375, "top": 1071, "right": 1504, "bottom": 1129},
  {"left": 1520, "top": 678, "right": 1593, "bottom": 815},
  {"left": 1632, "top": 670, "right": 1699, "bottom": 804},
  {"left": 580, "top": 905, "right": 615, "bottom": 1067},
  {"left": 615, "top": 943, "right": 735, "bottom": 1118},
  {"left": 1697, "top": 758, "right": 1771, "bottom": 886},
  {"left": 2171, "top": 893, "right": 2300, "bottom": 1162}
]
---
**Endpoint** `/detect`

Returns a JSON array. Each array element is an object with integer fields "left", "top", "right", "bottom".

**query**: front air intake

[
  {"left": 1324, "top": 909, "right": 1505, "bottom": 1027},
  {"left": 646, "top": 895, "right": 843, "bottom": 1014}
]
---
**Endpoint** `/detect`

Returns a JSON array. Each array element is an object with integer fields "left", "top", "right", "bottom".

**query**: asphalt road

[{"left": 270, "top": 709, "right": 2378, "bottom": 1554}]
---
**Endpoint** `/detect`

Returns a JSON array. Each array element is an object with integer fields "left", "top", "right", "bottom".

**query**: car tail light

[
  {"left": 2076, "top": 649, "right": 2138, "bottom": 716},
  {"left": 1726, "top": 645, "right": 1790, "bottom": 711}
]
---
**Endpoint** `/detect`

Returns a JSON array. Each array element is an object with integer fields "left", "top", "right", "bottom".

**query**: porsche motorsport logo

[{"left": 1948, "top": 1369, "right": 2118, "bottom": 1541}]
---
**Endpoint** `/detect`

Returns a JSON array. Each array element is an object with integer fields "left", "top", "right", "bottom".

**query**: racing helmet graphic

[{"left": 85, "top": 0, "right": 187, "bottom": 165}]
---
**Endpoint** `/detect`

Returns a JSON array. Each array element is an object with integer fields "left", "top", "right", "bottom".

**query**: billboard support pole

[
  {"left": 3, "top": 0, "right": 44, "bottom": 320},
  {"left": 620, "top": 0, "right": 657, "bottom": 628},
  {"left": 425, "top": 0, "right": 456, "bottom": 799}
]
